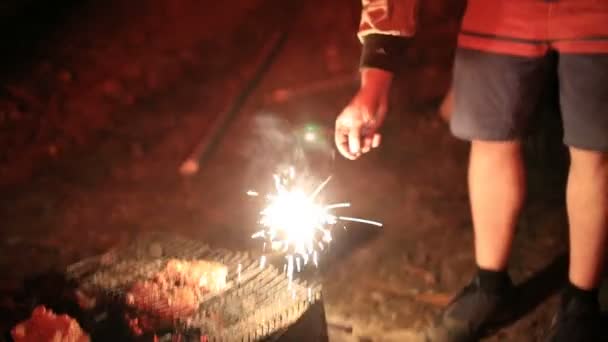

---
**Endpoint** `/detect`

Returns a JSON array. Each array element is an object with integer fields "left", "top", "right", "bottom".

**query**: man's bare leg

[
  {"left": 567, "top": 147, "right": 608, "bottom": 290},
  {"left": 545, "top": 148, "right": 607, "bottom": 341},
  {"left": 469, "top": 140, "right": 525, "bottom": 271},
  {"left": 425, "top": 140, "right": 525, "bottom": 340}
]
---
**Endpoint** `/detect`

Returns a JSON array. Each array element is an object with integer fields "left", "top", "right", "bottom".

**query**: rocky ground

[{"left": 0, "top": 1, "right": 605, "bottom": 341}]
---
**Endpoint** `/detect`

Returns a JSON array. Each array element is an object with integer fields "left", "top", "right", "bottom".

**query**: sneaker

[
  {"left": 425, "top": 275, "right": 515, "bottom": 342},
  {"left": 545, "top": 295, "right": 605, "bottom": 342}
]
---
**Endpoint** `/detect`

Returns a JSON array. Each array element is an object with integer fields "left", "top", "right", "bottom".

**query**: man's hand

[{"left": 335, "top": 68, "right": 393, "bottom": 160}]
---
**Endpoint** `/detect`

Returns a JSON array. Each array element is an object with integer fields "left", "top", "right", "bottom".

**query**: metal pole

[{"left": 180, "top": 31, "right": 287, "bottom": 175}]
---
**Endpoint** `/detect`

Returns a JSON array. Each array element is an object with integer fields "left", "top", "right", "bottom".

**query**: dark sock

[
  {"left": 563, "top": 281, "right": 599, "bottom": 308},
  {"left": 476, "top": 266, "right": 510, "bottom": 294}
]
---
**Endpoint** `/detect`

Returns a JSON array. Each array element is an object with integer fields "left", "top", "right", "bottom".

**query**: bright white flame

[
  {"left": 250, "top": 169, "right": 382, "bottom": 285},
  {"left": 259, "top": 189, "right": 333, "bottom": 257}
]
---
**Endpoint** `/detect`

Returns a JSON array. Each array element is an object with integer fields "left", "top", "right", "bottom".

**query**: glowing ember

[{"left": 249, "top": 168, "right": 382, "bottom": 284}]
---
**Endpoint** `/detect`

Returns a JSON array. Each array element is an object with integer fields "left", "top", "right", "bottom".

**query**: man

[{"left": 334, "top": 1, "right": 608, "bottom": 341}]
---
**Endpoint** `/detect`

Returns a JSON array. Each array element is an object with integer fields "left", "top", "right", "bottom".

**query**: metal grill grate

[{"left": 67, "top": 233, "right": 322, "bottom": 341}]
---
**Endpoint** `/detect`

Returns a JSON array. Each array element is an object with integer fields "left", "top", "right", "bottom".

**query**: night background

[{"left": 0, "top": 0, "right": 603, "bottom": 341}]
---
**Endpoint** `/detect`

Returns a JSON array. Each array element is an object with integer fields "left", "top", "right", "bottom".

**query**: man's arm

[
  {"left": 358, "top": 0, "right": 419, "bottom": 72},
  {"left": 334, "top": 0, "right": 420, "bottom": 160}
]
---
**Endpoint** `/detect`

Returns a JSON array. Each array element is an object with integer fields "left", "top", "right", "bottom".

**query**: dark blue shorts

[{"left": 450, "top": 48, "right": 608, "bottom": 152}]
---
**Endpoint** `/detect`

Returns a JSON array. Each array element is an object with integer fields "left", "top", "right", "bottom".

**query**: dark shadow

[
  {"left": 0, "top": 0, "right": 84, "bottom": 80},
  {"left": 271, "top": 298, "right": 329, "bottom": 342},
  {"left": 510, "top": 253, "right": 568, "bottom": 321},
  {"left": 477, "top": 254, "right": 569, "bottom": 339},
  {"left": 320, "top": 221, "right": 383, "bottom": 273},
  {"left": 485, "top": 253, "right": 608, "bottom": 337}
]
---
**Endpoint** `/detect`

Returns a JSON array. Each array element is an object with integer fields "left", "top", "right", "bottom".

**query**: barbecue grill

[{"left": 66, "top": 232, "right": 325, "bottom": 341}]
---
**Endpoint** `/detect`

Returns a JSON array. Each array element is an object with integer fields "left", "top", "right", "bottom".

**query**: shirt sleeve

[{"left": 358, "top": 0, "right": 419, "bottom": 72}]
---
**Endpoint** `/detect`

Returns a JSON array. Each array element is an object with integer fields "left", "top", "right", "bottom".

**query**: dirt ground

[{"left": 0, "top": 0, "right": 606, "bottom": 341}]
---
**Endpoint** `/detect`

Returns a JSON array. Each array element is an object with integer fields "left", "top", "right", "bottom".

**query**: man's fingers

[
  {"left": 348, "top": 125, "right": 362, "bottom": 156},
  {"left": 335, "top": 106, "right": 356, "bottom": 159},
  {"left": 372, "top": 133, "right": 381, "bottom": 148},
  {"left": 362, "top": 136, "right": 373, "bottom": 153},
  {"left": 335, "top": 129, "right": 357, "bottom": 160}
]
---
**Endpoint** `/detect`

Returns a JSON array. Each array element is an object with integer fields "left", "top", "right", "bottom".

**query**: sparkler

[{"left": 248, "top": 167, "right": 382, "bottom": 283}]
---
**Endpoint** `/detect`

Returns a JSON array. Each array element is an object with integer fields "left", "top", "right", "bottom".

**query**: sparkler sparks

[{"left": 249, "top": 168, "right": 382, "bottom": 284}]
